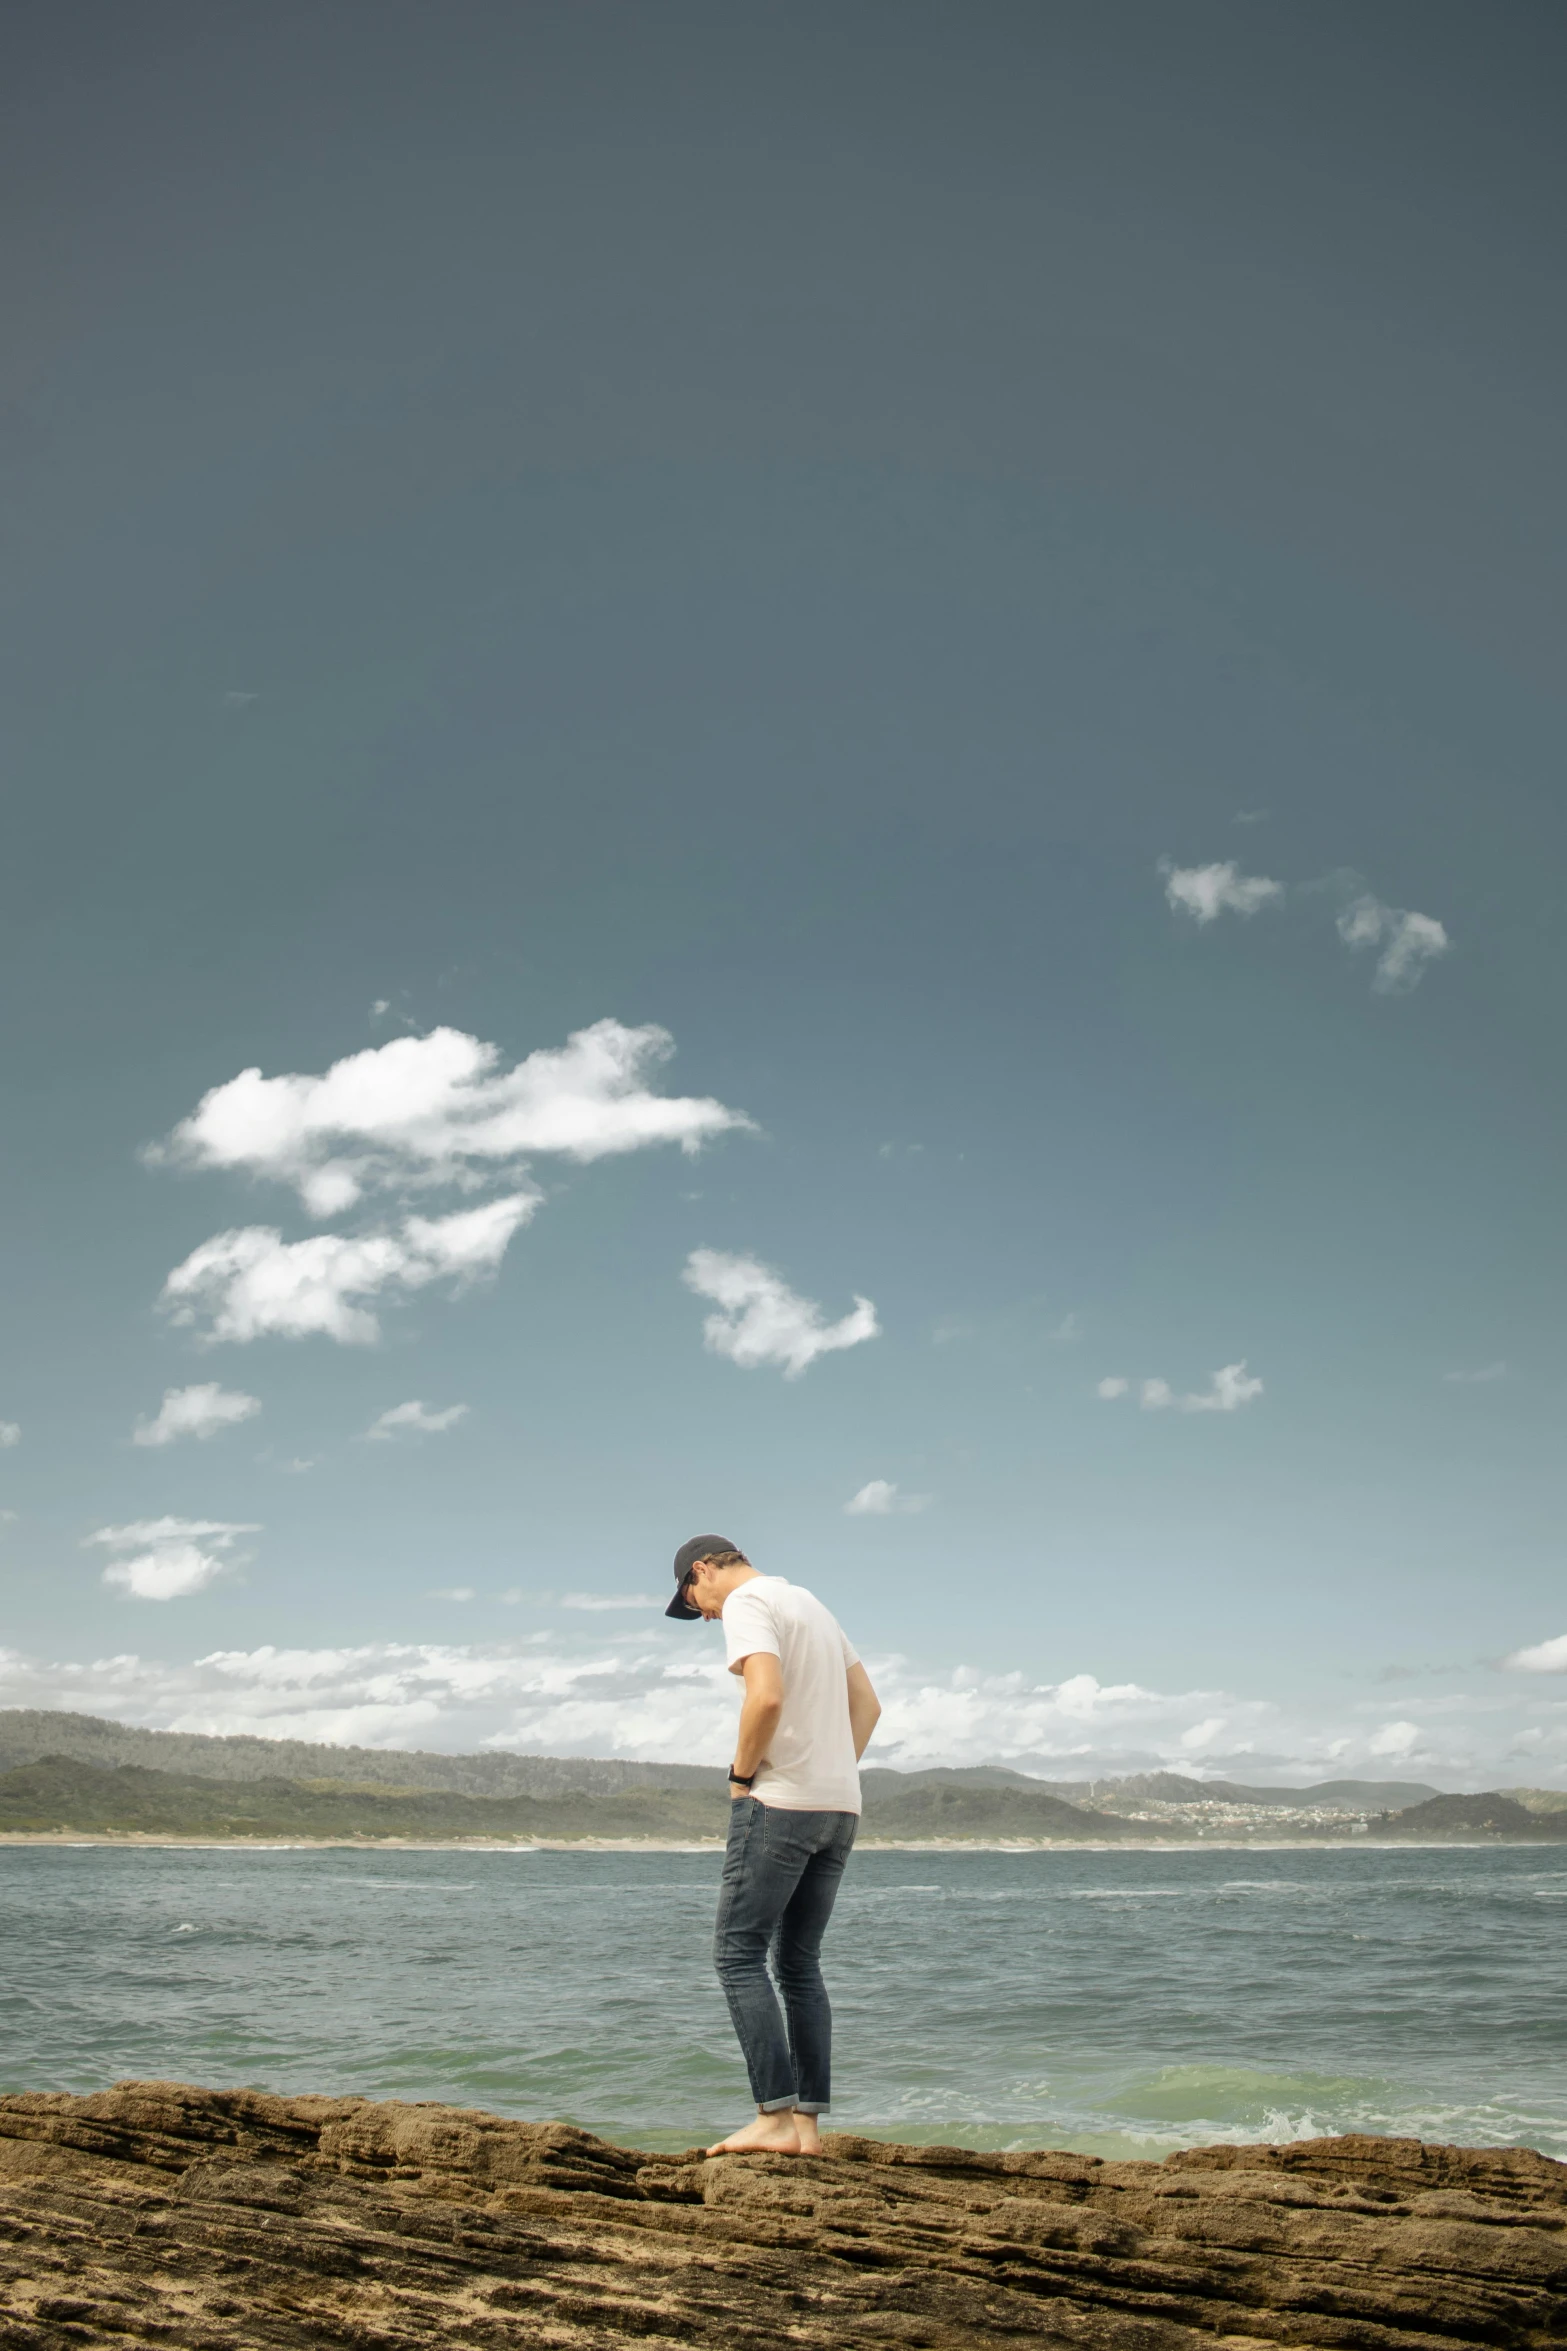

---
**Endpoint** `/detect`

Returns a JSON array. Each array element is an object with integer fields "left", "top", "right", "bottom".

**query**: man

[{"left": 667, "top": 1535, "right": 881, "bottom": 2156}]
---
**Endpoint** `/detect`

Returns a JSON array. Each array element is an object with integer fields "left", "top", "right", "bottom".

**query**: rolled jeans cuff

[
  {"left": 759, "top": 2095, "right": 798, "bottom": 2114},
  {"left": 793, "top": 2100, "right": 829, "bottom": 2115}
]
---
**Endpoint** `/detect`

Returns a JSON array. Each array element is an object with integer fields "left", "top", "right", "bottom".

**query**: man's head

[{"left": 666, "top": 1536, "right": 755, "bottom": 1621}]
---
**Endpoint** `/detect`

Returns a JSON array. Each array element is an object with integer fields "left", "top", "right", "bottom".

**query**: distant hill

[
  {"left": 1054, "top": 1772, "right": 1444, "bottom": 1809},
  {"left": 3, "top": 1744, "right": 1557, "bottom": 1845},
  {"left": 1378, "top": 1793, "right": 1567, "bottom": 1840},
  {"left": 0, "top": 1718, "right": 1137, "bottom": 1829},
  {"left": 859, "top": 1765, "right": 1041, "bottom": 1793},
  {"left": 0, "top": 1758, "right": 729, "bottom": 1841},
  {"left": 1260, "top": 1779, "right": 1444, "bottom": 1809},
  {"left": 0, "top": 1711, "right": 726, "bottom": 1797},
  {"left": 854, "top": 1780, "right": 1148, "bottom": 1841},
  {"left": 0, "top": 1714, "right": 1445, "bottom": 1815},
  {"left": 0, "top": 1713, "right": 1498, "bottom": 1841},
  {"left": 0, "top": 1756, "right": 1133, "bottom": 1843}
]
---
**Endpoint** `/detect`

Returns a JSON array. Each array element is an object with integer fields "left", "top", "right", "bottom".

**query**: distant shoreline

[{"left": 0, "top": 1831, "right": 1540, "bottom": 1853}]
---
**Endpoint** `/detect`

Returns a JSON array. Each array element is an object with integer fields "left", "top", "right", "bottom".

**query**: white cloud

[
  {"left": 1336, "top": 894, "right": 1450, "bottom": 993},
  {"left": 845, "top": 1481, "right": 930, "bottom": 1516},
  {"left": 86, "top": 1517, "right": 259, "bottom": 1602},
  {"left": 427, "top": 1587, "right": 475, "bottom": 1602},
  {"left": 0, "top": 1643, "right": 1260, "bottom": 1765},
  {"left": 0, "top": 1423, "right": 19, "bottom": 1448},
  {"left": 1157, "top": 1363, "right": 1263, "bottom": 1414},
  {"left": 1159, "top": 860, "right": 1451, "bottom": 994},
  {"left": 1444, "top": 1362, "right": 1507, "bottom": 1385},
  {"left": 1, "top": 1639, "right": 1562, "bottom": 1785},
  {"left": 1505, "top": 1634, "right": 1567, "bottom": 1674},
  {"left": 366, "top": 1399, "right": 470, "bottom": 1441},
  {"left": 147, "top": 1019, "right": 750, "bottom": 1216},
  {"left": 1161, "top": 860, "right": 1283, "bottom": 924},
  {"left": 683, "top": 1249, "right": 879, "bottom": 1379},
  {"left": 1099, "top": 1363, "right": 1263, "bottom": 1414},
  {"left": 133, "top": 1383, "right": 262, "bottom": 1447},
  {"left": 160, "top": 1195, "right": 535, "bottom": 1344},
  {"left": 1369, "top": 1719, "right": 1423, "bottom": 1760}
]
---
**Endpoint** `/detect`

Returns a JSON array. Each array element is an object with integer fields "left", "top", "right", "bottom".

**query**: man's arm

[
  {"left": 732, "top": 1651, "right": 784, "bottom": 1791},
  {"left": 846, "top": 1661, "right": 881, "bottom": 1760}
]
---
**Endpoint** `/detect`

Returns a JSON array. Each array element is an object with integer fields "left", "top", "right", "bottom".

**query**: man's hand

[{"left": 731, "top": 1650, "right": 783, "bottom": 1790}]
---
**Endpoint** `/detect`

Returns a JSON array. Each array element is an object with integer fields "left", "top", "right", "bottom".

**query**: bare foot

[
  {"left": 792, "top": 2112, "right": 822, "bottom": 2157},
  {"left": 705, "top": 2112, "right": 802, "bottom": 2156}
]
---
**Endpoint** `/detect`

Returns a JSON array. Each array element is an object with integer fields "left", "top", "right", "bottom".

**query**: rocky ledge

[{"left": 0, "top": 2085, "right": 1563, "bottom": 2349}]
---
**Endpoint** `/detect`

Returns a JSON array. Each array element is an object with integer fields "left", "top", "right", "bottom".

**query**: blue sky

[{"left": 3, "top": 1, "right": 1565, "bottom": 1785}]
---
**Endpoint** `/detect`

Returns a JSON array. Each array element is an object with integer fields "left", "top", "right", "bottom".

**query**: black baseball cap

[{"left": 666, "top": 1534, "right": 739, "bottom": 1620}]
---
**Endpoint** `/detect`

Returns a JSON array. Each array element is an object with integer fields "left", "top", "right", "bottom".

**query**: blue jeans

[{"left": 713, "top": 1798, "right": 858, "bottom": 2113}]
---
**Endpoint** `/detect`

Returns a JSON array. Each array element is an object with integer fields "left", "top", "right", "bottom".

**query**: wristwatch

[{"left": 728, "top": 1769, "right": 755, "bottom": 1788}]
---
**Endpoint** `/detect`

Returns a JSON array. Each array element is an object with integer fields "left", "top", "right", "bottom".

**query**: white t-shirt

[{"left": 721, "top": 1575, "right": 862, "bottom": 1814}]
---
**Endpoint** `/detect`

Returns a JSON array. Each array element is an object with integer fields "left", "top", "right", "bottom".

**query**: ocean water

[{"left": 2, "top": 1843, "right": 1564, "bottom": 2161}]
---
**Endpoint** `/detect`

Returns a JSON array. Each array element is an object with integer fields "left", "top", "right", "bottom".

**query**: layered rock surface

[{"left": 0, "top": 2083, "right": 1563, "bottom": 2348}]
